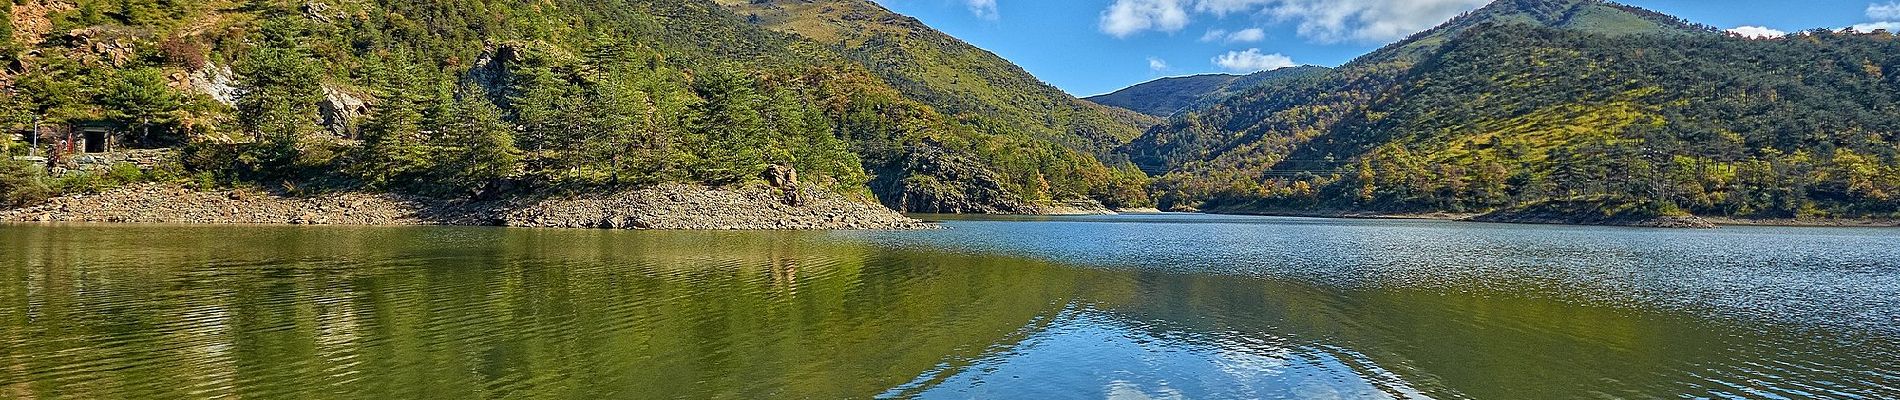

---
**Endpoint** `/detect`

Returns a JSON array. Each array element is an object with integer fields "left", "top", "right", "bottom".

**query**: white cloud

[
  {"left": 1212, "top": 49, "right": 1298, "bottom": 72},
  {"left": 1101, "top": 0, "right": 1488, "bottom": 43},
  {"left": 1870, "top": 2, "right": 1900, "bottom": 20},
  {"left": 1264, "top": 0, "right": 1491, "bottom": 43},
  {"left": 1726, "top": 26, "right": 1787, "bottom": 39},
  {"left": 1101, "top": 0, "right": 1191, "bottom": 38},
  {"left": 1195, "top": 0, "right": 1273, "bottom": 16},
  {"left": 1226, "top": 28, "right": 1266, "bottom": 42},
  {"left": 1198, "top": 27, "right": 1266, "bottom": 42},
  {"left": 1851, "top": 21, "right": 1900, "bottom": 31},
  {"left": 966, "top": 0, "right": 999, "bottom": 20},
  {"left": 1148, "top": 57, "right": 1171, "bottom": 72},
  {"left": 1199, "top": 29, "right": 1229, "bottom": 41}
]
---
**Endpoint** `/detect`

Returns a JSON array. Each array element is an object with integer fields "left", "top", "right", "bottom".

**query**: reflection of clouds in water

[
  {"left": 904, "top": 308, "right": 1428, "bottom": 399},
  {"left": 852, "top": 214, "right": 1900, "bottom": 335},
  {"left": 1104, "top": 381, "right": 1183, "bottom": 400}
]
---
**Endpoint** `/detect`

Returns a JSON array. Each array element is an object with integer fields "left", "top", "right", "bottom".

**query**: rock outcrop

[
  {"left": 318, "top": 86, "right": 369, "bottom": 137},
  {"left": 875, "top": 146, "right": 1035, "bottom": 214},
  {"left": 184, "top": 63, "right": 240, "bottom": 106},
  {"left": 1, "top": 183, "right": 932, "bottom": 230}
]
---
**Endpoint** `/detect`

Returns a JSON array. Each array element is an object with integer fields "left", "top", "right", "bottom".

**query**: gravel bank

[{"left": 0, "top": 183, "right": 932, "bottom": 230}]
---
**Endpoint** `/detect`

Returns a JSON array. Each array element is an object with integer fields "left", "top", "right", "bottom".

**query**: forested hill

[
  {"left": 0, "top": 0, "right": 1153, "bottom": 213},
  {"left": 715, "top": 0, "right": 1160, "bottom": 159},
  {"left": 1085, "top": 66, "right": 1331, "bottom": 118},
  {"left": 1127, "top": 0, "right": 1900, "bottom": 221}
]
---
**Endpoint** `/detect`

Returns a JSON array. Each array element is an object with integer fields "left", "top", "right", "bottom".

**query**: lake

[{"left": 2, "top": 214, "right": 1896, "bottom": 399}]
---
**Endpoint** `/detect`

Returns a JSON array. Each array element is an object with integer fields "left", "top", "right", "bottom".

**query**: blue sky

[{"left": 868, "top": 0, "right": 1900, "bottom": 96}]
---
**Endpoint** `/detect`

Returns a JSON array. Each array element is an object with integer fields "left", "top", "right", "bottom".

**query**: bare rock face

[
  {"left": 319, "top": 86, "right": 370, "bottom": 138},
  {"left": 187, "top": 63, "right": 240, "bottom": 107},
  {"left": 463, "top": 44, "right": 525, "bottom": 104}
]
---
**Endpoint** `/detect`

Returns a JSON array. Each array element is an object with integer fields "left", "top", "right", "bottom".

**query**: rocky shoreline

[
  {"left": 0, "top": 183, "right": 934, "bottom": 230},
  {"left": 1194, "top": 206, "right": 1900, "bottom": 229},
  {"left": 1466, "top": 210, "right": 1717, "bottom": 229},
  {"left": 1202, "top": 207, "right": 1722, "bottom": 228}
]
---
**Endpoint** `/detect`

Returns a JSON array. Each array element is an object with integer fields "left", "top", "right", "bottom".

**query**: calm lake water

[{"left": 2, "top": 214, "right": 1897, "bottom": 399}]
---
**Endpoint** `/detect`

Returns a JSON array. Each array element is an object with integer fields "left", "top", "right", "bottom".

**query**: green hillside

[
  {"left": 716, "top": 0, "right": 1160, "bottom": 156},
  {"left": 1085, "top": 66, "right": 1331, "bottom": 118},
  {"left": 0, "top": 0, "right": 1153, "bottom": 212},
  {"left": 1128, "top": 0, "right": 1900, "bottom": 220}
]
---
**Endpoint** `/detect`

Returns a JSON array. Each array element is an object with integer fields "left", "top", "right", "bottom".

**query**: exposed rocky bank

[
  {"left": 0, "top": 183, "right": 934, "bottom": 230},
  {"left": 1467, "top": 210, "right": 1716, "bottom": 229},
  {"left": 1202, "top": 206, "right": 1718, "bottom": 228}
]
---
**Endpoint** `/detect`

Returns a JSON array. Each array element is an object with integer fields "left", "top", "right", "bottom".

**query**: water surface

[{"left": 2, "top": 215, "right": 1896, "bottom": 399}]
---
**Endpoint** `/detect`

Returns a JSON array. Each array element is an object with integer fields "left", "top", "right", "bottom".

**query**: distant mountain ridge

[{"left": 1085, "top": 66, "right": 1331, "bottom": 118}]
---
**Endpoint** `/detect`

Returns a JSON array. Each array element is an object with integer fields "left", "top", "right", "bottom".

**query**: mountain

[
  {"left": 715, "top": 0, "right": 1161, "bottom": 156},
  {"left": 1127, "top": 0, "right": 1900, "bottom": 221},
  {"left": 1086, "top": 66, "right": 1331, "bottom": 118},
  {"left": 1360, "top": 0, "right": 1713, "bottom": 63},
  {"left": 0, "top": 0, "right": 1154, "bottom": 213}
]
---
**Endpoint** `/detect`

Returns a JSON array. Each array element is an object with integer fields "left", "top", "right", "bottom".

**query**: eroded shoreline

[
  {"left": 0, "top": 183, "right": 935, "bottom": 230},
  {"left": 1198, "top": 208, "right": 1896, "bottom": 228}
]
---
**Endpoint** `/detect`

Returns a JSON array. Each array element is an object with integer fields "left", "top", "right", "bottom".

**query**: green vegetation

[
  {"left": 717, "top": 0, "right": 1157, "bottom": 208},
  {"left": 0, "top": 0, "right": 1153, "bottom": 212},
  {"left": 1128, "top": 0, "right": 1900, "bottom": 220}
]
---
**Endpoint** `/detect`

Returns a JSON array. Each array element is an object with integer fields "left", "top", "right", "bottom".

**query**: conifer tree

[
  {"left": 353, "top": 54, "right": 431, "bottom": 188},
  {"left": 436, "top": 86, "right": 522, "bottom": 192}
]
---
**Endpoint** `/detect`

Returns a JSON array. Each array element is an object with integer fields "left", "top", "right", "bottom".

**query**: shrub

[
  {"left": 105, "top": 163, "right": 146, "bottom": 185},
  {"left": 1, "top": 160, "right": 52, "bottom": 207}
]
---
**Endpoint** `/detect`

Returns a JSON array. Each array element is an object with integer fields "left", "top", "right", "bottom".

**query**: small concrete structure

[{"left": 72, "top": 121, "right": 121, "bottom": 153}]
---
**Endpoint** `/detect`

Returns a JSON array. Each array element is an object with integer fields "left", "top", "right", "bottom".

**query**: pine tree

[
  {"left": 687, "top": 66, "right": 767, "bottom": 184},
  {"left": 101, "top": 67, "right": 184, "bottom": 146},
  {"left": 506, "top": 64, "right": 577, "bottom": 172},
  {"left": 353, "top": 55, "right": 431, "bottom": 188},
  {"left": 435, "top": 86, "right": 522, "bottom": 193},
  {"left": 234, "top": 28, "right": 325, "bottom": 178}
]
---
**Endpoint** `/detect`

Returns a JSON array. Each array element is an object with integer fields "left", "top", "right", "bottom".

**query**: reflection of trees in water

[
  {"left": 1077, "top": 274, "right": 1897, "bottom": 399},
  {"left": 770, "top": 255, "right": 798, "bottom": 295},
  {"left": 14, "top": 225, "right": 1880, "bottom": 399},
  {"left": 0, "top": 226, "right": 1089, "bottom": 399}
]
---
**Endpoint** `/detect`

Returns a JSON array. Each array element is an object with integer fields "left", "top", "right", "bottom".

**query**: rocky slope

[{"left": 0, "top": 183, "right": 932, "bottom": 230}]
